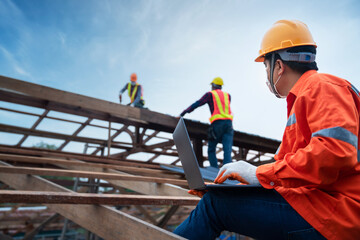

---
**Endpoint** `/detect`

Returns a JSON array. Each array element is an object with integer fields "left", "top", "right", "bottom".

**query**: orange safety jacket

[
  {"left": 209, "top": 89, "right": 233, "bottom": 123},
  {"left": 127, "top": 82, "right": 143, "bottom": 103},
  {"left": 256, "top": 70, "right": 360, "bottom": 240}
]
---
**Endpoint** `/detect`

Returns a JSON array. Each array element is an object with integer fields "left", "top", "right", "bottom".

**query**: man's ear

[{"left": 276, "top": 59, "right": 285, "bottom": 75}]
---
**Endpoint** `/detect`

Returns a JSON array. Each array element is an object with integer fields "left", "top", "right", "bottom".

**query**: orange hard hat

[
  {"left": 255, "top": 20, "right": 317, "bottom": 62},
  {"left": 130, "top": 73, "right": 137, "bottom": 82}
]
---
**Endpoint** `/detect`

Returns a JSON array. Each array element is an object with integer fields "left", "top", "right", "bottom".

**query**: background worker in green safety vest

[
  {"left": 180, "top": 77, "right": 234, "bottom": 168},
  {"left": 119, "top": 73, "right": 145, "bottom": 108}
]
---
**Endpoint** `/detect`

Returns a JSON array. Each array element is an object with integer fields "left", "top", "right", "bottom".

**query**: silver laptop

[{"left": 173, "top": 117, "right": 260, "bottom": 190}]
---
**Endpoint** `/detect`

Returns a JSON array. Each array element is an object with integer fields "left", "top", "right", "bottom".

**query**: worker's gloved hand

[
  {"left": 119, "top": 95, "right": 122, "bottom": 103},
  {"left": 188, "top": 189, "right": 207, "bottom": 198},
  {"left": 214, "top": 160, "right": 261, "bottom": 186}
]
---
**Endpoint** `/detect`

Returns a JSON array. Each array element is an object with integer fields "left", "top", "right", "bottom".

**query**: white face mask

[
  {"left": 266, "top": 74, "right": 286, "bottom": 98},
  {"left": 131, "top": 81, "right": 136, "bottom": 86}
]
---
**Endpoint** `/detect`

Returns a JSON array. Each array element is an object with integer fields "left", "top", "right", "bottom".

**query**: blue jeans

[
  {"left": 208, "top": 120, "right": 233, "bottom": 168},
  {"left": 174, "top": 188, "right": 326, "bottom": 240}
]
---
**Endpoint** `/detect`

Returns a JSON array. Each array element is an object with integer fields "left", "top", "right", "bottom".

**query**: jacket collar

[
  {"left": 286, "top": 70, "right": 317, "bottom": 117},
  {"left": 288, "top": 70, "right": 317, "bottom": 97}
]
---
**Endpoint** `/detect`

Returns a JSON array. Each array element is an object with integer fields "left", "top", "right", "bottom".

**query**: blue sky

[{"left": 1, "top": 0, "right": 360, "bottom": 144}]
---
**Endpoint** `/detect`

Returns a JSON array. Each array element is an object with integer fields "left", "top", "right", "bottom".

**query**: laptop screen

[{"left": 173, "top": 118, "right": 206, "bottom": 190}]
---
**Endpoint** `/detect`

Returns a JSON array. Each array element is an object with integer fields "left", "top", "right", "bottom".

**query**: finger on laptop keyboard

[
  {"left": 215, "top": 172, "right": 249, "bottom": 184},
  {"left": 214, "top": 169, "right": 226, "bottom": 183},
  {"left": 188, "top": 189, "right": 207, "bottom": 198}
]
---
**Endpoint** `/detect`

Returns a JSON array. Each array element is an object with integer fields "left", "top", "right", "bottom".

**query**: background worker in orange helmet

[
  {"left": 180, "top": 77, "right": 234, "bottom": 168},
  {"left": 174, "top": 20, "right": 360, "bottom": 240},
  {"left": 119, "top": 73, "right": 145, "bottom": 108}
]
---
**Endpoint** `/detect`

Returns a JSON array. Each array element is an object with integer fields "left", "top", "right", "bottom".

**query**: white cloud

[
  {"left": 58, "top": 32, "right": 66, "bottom": 46},
  {"left": 0, "top": 45, "right": 31, "bottom": 78}
]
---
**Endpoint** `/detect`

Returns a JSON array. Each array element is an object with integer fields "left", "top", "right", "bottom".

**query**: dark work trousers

[
  {"left": 174, "top": 188, "right": 326, "bottom": 240},
  {"left": 207, "top": 120, "right": 233, "bottom": 168}
]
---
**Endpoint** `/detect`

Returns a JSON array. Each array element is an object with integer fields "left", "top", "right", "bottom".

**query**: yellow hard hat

[
  {"left": 255, "top": 20, "right": 317, "bottom": 62},
  {"left": 211, "top": 77, "right": 224, "bottom": 86}
]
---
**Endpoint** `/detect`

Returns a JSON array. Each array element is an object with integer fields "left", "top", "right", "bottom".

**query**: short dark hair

[
  {"left": 265, "top": 45, "right": 318, "bottom": 74},
  {"left": 212, "top": 83, "right": 222, "bottom": 89}
]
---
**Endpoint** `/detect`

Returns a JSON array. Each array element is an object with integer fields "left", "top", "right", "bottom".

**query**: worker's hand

[
  {"left": 119, "top": 95, "right": 122, "bottom": 103},
  {"left": 188, "top": 189, "right": 207, "bottom": 198},
  {"left": 214, "top": 160, "right": 261, "bottom": 186}
]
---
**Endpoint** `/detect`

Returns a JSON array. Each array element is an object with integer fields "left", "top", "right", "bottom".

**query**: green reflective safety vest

[{"left": 127, "top": 82, "right": 143, "bottom": 103}]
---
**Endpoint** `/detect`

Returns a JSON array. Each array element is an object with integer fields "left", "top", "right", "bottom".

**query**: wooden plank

[
  {"left": 0, "top": 106, "right": 124, "bottom": 131},
  {"left": 0, "top": 222, "right": 64, "bottom": 231},
  {"left": 51, "top": 161, "right": 190, "bottom": 197},
  {"left": 107, "top": 121, "right": 112, "bottom": 156},
  {"left": 143, "top": 131, "right": 159, "bottom": 144},
  {"left": 147, "top": 153, "right": 161, "bottom": 163},
  {"left": 57, "top": 118, "right": 93, "bottom": 151},
  {"left": 92, "top": 125, "right": 130, "bottom": 155},
  {"left": 23, "top": 213, "right": 61, "bottom": 240},
  {"left": 0, "top": 89, "right": 149, "bottom": 130},
  {"left": 0, "top": 123, "right": 131, "bottom": 150},
  {"left": 0, "top": 153, "right": 182, "bottom": 179},
  {"left": 49, "top": 179, "right": 113, "bottom": 188},
  {"left": 0, "top": 166, "right": 188, "bottom": 187},
  {"left": 136, "top": 206, "right": 157, "bottom": 225},
  {"left": 0, "top": 234, "right": 14, "bottom": 240},
  {"left": 0, "top": 161, "right": 186, "bottom": 240},
  {"left": 145, "top": 140, "right": 175, "bottom": 150},
  {"left": 157, "top": 206, "right": 180, "bottom": 228},
  {"left": 0, "top": 145, "right": 163, "bottom": 169},
  {"left": 17, "top": 109, "right": 50, "bottom": 146},
  {"left": 0, "top": 76, "right": 280, "bottom": 153},
  {"left": 0, "top": 75, "right": 141, "bottom": 121},
  {"left": 0, "top": 190, "right": 199, "bottom": 205},
  {"left": 115, "top": 140, "right": 175, "bottom": 158},
  {"left": 247, "top": 153, "right": 262, "bottom": 162}
]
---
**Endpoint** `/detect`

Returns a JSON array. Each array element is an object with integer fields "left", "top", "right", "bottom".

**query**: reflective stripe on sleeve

[
  {"left": 286, "top": 113, "right": 296, "bottom": 127},
  {"left": 350, "top": 84, "right": 360, "bottom": 97},
  {"left": 312, "top": 126, "right": 358, "bottom": 148},
  {"left": 275, "top": 145, "right": 280, "bottom": 155}
]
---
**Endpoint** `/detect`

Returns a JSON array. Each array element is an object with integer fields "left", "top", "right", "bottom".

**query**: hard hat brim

[{"left": 255, "top": 55, "right": 265, "bottom": 62}]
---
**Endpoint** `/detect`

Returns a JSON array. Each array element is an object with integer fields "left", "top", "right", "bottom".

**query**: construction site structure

[{"left": 0, "top": 75, "right": 280, "bottom": 239}]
